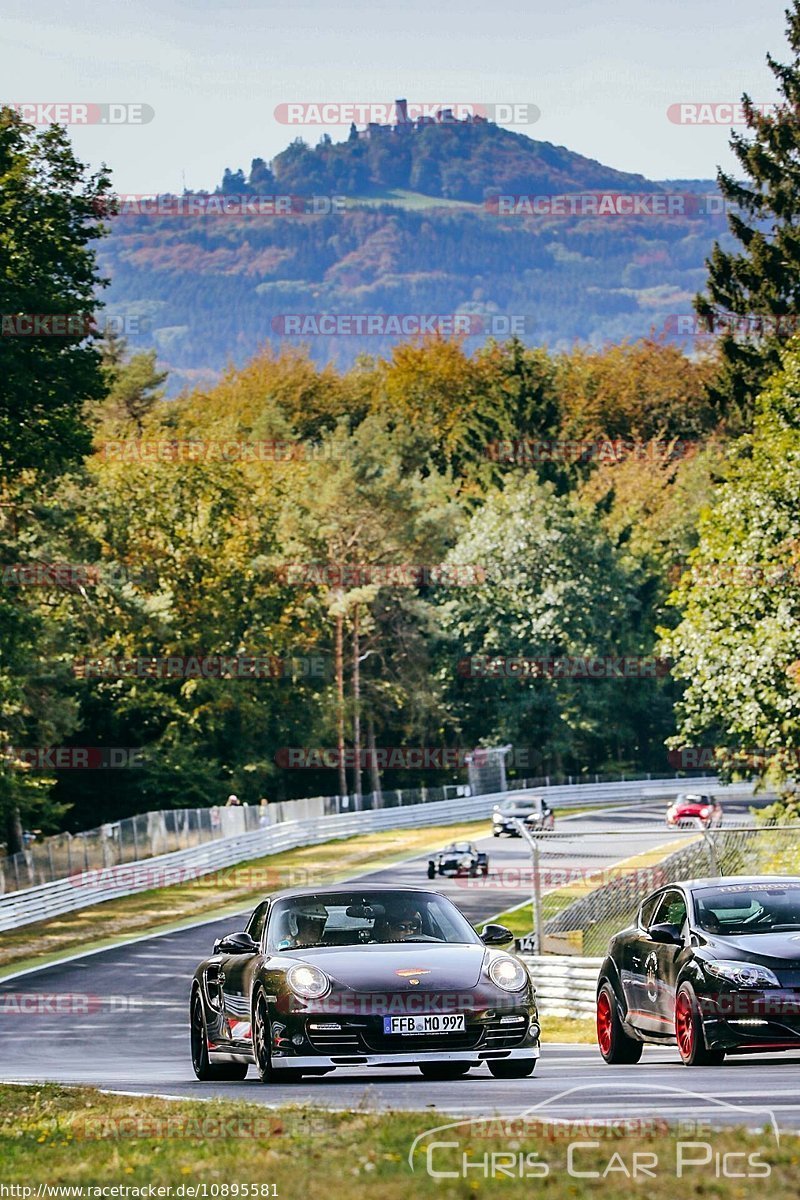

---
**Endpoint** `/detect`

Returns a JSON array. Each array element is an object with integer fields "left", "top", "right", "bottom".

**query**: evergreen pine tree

[{"left": 695, "top": 1, "right": 800, "bottom": 425}]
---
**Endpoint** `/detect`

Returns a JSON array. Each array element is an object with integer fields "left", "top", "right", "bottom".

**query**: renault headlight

[
  {"left": 706, "top": 960, "right": 780, "bottom": 988},
  {"left": 286, "top": 963, "right": 330, "bottom": 999},
  {"left": 488, "top": 955, "right": 527, "bottom": 992}
]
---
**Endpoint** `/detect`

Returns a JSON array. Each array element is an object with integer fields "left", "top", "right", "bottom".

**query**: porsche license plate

[{"left": 383, "top": 1013, "right": 466, "bottom": 1035}]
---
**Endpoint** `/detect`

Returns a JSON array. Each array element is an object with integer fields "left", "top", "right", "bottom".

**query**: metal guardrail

[
  {"left": 0, "top": 769, "right": 720, "bottom": 894},
  {"left": 0, "top": 776, "right": 722, "bottom": 932},
  {"left": 521, "top": 954, "right": 602, "bottom": 1018}
]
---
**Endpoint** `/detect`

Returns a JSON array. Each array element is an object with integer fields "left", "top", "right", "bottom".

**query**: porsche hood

[{"left": 278, "top": 943, "right": 487, "bottom": 991}]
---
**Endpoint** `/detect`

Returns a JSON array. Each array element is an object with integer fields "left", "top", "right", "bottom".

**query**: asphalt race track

[{"left": 3, "top": 797, "right": 799, "bottom": 1130}]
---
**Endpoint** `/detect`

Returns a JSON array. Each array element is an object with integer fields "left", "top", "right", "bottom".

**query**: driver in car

[
  {"left": 384, "top": 903, "right": 423, "bottom": 941},
  {"left": 277, "top": 902, "right": 328, "bottom": 949}
]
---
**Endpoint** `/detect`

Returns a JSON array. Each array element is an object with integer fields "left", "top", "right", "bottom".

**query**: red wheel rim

[
  {"left": 675, "top": 990, "right": 694, "bottom": 1059},
  {"left": 597, "top": 990, "right": 613, "bottom": 1056}
]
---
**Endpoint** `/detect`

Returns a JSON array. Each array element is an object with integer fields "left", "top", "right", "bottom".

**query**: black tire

[
  {"left": 419, "top": 1063, "right": 472, "bottom": 1080},
  {"left": 427, "top": 862, "right": 436, "bottom": 879},
  {"left": 253, "top": 990, "right": 304, "bottom": 1083},
  {"left": 596, "top": 982, "right": 643, "bottom": 1064},
  {"left": 675, "top": 982, "right": 725, "bottom": 1066},
  {"left": 492, "top": 830, "right": 500, "bottom": 837},
  {"left": 190, "top": 990, "right": 249, "bottom": 1081},
  {"left": 487, "top": 1058, "right": 537, "bottom": 1078}
]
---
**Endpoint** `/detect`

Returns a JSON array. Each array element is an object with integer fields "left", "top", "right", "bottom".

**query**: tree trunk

[
  {"left": 352, "top": 605, "right": 362, "bottom": 805},
  {"left": 334, "top": 611, "right": 347, "bottom": 799},
  {"left": 5, "top": 805, "right": 24, "bottom": 857},
  {"left": 367, "top": 716, "right": 382, "bottom": 803}
]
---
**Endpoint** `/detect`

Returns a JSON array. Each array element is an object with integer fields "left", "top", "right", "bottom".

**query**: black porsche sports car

[
  {"left": 427, "top": 841, "right": 489, "bottom": 879},
  {"left": 190, "top": 884, "right": 539, "bottom": 1082},
  {"left": 597, "top": 876, "right": 800, "bottom": 1066}
]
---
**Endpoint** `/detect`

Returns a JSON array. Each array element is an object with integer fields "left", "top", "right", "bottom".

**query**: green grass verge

[
  {"left": 0, "top": 1084, "right": 790, "bottom": 1196},
  {"left": 0, "top": 820, "right": 492, "bottom": 978},
  {"left": 344, "top": 188, "right": 479, "bottom": 210},
  {"left": 541, "top": 1015, "right": 597, "bottom": 1043}
]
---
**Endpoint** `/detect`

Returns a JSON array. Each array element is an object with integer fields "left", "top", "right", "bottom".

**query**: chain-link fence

[{"left": 517, "top": 822, "right": 800, "bottom": 957}]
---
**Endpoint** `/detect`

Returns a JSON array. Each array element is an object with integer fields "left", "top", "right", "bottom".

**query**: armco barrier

[
  {"left": 0, "top": 775, "right": 737, "bottom": 932},
  {"left": 521, "top": 955, "right": 602, "bottom": 1017},
  {"left": 1, "top": 769, "right": 722, "bottom": 894}
]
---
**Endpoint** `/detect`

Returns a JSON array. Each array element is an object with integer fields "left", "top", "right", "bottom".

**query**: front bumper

[
  {"left": 699, "top": 987, "right": 800, "bottom": 1052},
  {"left": 270, "top": 1044, "right": 540, "bottom": 1070}
]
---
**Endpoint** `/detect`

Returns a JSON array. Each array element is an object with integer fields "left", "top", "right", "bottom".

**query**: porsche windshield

[
  {"left": 266, "top": 890, "right": 482, "bottom": 951},
  {"left": 694, "top": 885, "right": 800, "bottom": 934}
]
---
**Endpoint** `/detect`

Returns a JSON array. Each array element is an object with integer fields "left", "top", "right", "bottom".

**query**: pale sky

[{"left": 0, "top": 0, "right": 789, "bottom": 194}]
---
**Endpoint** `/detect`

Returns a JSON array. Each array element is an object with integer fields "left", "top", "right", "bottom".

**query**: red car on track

[{"left": 666, "top": 793, "right": 723, "bottom": 829}]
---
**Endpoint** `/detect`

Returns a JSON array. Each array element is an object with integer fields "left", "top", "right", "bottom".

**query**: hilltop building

[{"left": 358, "top": 98, "right": 488, "bottom": 140}]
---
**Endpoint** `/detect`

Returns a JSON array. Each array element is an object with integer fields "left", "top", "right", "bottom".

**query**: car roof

[
  {"left": 263, "top": 883, "right": 447, "bottom": 900},
  {"left": 658, "top": 876, "right": 800, "bottom": 894}
]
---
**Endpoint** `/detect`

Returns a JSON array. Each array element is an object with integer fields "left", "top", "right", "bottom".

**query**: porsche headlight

[
  {"left": 286, "top": 963, "right": 330, "bottom": 999},
  {"left": 706, "top": 960, "right": 780, "bottom": 988},
  {"left": 488, "top": 955, "right": 527, "bottom": 992}
]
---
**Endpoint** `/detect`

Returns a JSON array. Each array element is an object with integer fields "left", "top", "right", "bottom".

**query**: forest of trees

[
  {"left": 2, "top": 328, "right": 726, "bottom": 844},
  {"left": 4, "top": 4, "right": 800, "bottom": 851}
]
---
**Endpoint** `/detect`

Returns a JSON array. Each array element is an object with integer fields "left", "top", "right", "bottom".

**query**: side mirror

[
  {"left": 481, "top": 923, "right": 514, "bottom": 946},
  {"left": 647, "top": 922, "right": 683, "bottom": 946},
  {"left": 214, "top": 931, "right": 259, "bottom": 955}
]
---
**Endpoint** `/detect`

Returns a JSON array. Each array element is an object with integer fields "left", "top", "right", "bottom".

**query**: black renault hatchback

[{"left": 597, "top": 876, "right": 800, "bottom": 1065}]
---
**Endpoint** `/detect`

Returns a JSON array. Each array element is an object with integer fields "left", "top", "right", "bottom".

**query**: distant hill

[
  {"left": 226, "top": 117, "right": 664, "bottom": 204},
  {"left": 98, "top": 119, "right": 727, "bottom": 393}
]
